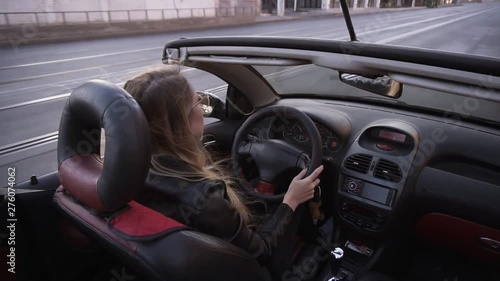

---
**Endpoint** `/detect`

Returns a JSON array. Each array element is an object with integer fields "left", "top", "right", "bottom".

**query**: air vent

[
  {"left": 374, "top": 159, "right": 403, "bottom": 182},
  {"left": 344, "top": 154, "right": 373, "bottom": 174}
]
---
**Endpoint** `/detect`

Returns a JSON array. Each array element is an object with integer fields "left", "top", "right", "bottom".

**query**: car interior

[{"left": 2, "top": 2, "right": 500, "bottom": 281}]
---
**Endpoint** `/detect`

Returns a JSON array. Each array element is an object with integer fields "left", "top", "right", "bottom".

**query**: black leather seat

[{"left": 53, "top": 80, "right": 271, "bottom": 281}]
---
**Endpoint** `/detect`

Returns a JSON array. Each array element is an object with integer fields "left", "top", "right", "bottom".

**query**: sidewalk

[{"left": 0, "top": 6, "right": 435, "bottom": 47}]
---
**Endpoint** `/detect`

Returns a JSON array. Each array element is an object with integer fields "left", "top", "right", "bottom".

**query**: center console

[
  {"left": 337, "top": 121, "right": 419, "bottom": 234},
  {"left": 317, "top": 121, "right": 419, "bottom": 280}
]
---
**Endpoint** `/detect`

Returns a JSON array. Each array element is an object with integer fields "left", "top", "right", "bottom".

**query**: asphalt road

[{"left": 0, "top": 2, "right": 499, "bottom": 185}]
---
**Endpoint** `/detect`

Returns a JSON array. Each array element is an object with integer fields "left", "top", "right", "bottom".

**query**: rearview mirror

[
  {"left": 197, "top": 91, "right": 225, "bottom": 119},
  {"left": 339, "top": 73, "right": 402, "bottom": 99}
]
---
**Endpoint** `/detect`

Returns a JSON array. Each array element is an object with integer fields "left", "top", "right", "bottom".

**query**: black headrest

[{"left": 57, "top": 80, "right": 151, "bottom": 212}]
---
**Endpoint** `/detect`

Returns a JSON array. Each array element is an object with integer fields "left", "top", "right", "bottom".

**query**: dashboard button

[
  {"left": 356, "top": 219, "right": 366, "bottom": 229},
  {"left": 376, "top": 143, "right": 394, "bottom": 151},
  {"left": 375, "top": 214, "right": 385, "bottom": 223},
  {"left": 343, "top": 179, "right": 362, "bottom": 194},
  {"left": 341, "top": 203, "right": 349, "bottom": 211}
]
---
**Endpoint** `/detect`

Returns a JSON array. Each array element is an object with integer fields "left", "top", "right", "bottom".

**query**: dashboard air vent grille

[
  {"left": 344, "top": 154, "right": 373, "bottom": 174},
  {"left": 374, "top": 159, "right": 403, "bottom": 182}
]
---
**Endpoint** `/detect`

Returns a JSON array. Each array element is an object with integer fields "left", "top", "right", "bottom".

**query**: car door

[{"left": 0, "top": 171, "right": 133, "bottom": 281}]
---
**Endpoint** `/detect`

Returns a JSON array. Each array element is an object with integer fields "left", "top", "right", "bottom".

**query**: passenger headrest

[{"left": 57, "top": 80, "right": 151, "bottom": 212}]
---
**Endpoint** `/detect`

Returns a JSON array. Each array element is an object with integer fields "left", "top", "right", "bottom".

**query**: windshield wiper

[{"left": 339, "top": 0, "right": 357, "bottom": 41}]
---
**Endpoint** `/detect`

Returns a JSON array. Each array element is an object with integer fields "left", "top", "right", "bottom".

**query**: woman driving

[{"left": 124, "top": 66, "right": 323, "bottom": 279}]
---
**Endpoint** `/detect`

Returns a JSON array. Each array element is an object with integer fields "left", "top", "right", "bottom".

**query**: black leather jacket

[{"left": 135, "top": 158, "right": 294, "bottom": 263}]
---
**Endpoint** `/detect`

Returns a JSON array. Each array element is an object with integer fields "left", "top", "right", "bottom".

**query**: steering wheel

[{"left": 231, "top": 106, "right": 323, "bottom": 203}]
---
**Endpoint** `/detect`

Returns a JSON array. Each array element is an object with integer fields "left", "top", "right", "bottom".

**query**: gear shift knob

[{"left": 329, "top": 247, "right": 344, "bottom": 281}]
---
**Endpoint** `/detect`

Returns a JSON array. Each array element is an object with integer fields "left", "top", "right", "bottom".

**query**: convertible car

[{"left": 1, "top": 2, "right": 500, "bottom": 281}]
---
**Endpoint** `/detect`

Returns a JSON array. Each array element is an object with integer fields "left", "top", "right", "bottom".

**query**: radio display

[
  {"left": 361, "top": 183, "right": 391, "bottom": 205},
  {"left": 379, "top": 129, "right": 406, "bottom": 143},
  {"left": 342, "top": 176, "right": 394, "bottom": 205}
]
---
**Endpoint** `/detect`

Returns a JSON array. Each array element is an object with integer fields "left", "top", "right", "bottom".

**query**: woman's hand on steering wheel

[{"left": 283, "top": 165, "right": 324, "bottom": 211}]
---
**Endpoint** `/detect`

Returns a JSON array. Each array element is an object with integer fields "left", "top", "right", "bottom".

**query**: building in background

[
  {"left": 261, "top": 0, "right": 430, "bottom": 10},
  {"left": 0, "top": 0, "right": 260, "bottom": 27}
]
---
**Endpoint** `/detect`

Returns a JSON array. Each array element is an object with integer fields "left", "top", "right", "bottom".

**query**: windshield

[{"left": 254, "top": 64, "right": 500, "bottom": 124}]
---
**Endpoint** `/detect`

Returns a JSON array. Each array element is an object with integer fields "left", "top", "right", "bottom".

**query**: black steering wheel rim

[{"left": 231, "top": 105, "right": 323, "bottom": 203}]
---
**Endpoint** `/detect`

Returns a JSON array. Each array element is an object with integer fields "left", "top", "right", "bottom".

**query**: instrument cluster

[{"left": 269, "top": 118, "right": 341, "bottom": 153}]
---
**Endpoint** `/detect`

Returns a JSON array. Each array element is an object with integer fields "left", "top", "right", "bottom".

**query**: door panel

[{"left": 1, "top": 173, "right": 120, "bottom": 281}]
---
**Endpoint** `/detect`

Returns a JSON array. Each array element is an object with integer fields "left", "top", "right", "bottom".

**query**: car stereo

[{"left": 341, "top": 176, "right": 396, "bottom": 206}]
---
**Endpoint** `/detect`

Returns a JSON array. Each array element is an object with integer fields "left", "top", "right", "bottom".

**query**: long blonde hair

[{"left": 124, "top": 66, "right": 251, "bottom": 223}]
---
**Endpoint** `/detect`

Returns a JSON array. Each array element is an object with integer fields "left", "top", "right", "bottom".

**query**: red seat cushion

[{"left": 109, "top": 201, "right": 185, "bottom": 237}]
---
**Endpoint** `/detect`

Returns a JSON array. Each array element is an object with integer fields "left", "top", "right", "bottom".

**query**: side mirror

[
  {"left": 339, "top": 73, "right": 403, "bottom": 99},
  {"left": 197, "top": 91, "right": 226, "bottom": 119}
]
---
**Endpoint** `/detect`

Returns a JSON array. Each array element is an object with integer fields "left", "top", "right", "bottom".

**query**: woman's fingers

[
  {"left": 290, "top": 165, "right": 324, "bottom": 202},
  {"left": 294, "top": 165, "right": 324, "bottom": 181},
  {"left": 307, "top": 165, "right": 324, "bottom": 180},
  {"left": 312, "top": 178, "right": 320, "bottom": 187},
  {"left": 308, "top": 190, "right": 315, "bottom": 199},
  {"left": 302, "top": 165, "right": 323, "bottom": 188}
]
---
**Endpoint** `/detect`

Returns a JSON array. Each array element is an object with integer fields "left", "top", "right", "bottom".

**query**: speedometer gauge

[{"left": 293, "top": 124, "right": 310, "bottom": 142}]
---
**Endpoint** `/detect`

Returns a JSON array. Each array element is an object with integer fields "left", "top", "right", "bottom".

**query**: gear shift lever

[{"left": 328, "top": 247, "right": 345, "bottom": 281}]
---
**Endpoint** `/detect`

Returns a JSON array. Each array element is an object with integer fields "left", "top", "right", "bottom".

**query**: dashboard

[{"left": 243, "top": 99, "right": 500, "bottom": 238}]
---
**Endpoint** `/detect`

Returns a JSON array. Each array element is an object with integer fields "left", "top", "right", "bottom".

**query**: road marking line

[
  {"left": 0, "top": 132, "right": 59, "bottom": 156},
  {"left": 0, "top": 81, "right": 231, "bottom": 154},
  {"left": 376, "top": 9, "right": 494, "bottom": 44},
  {"left": 0, "top": 64, "right": 157, "bottom": 95},
  {"left": 0, "top": 58, "right": 154, "bottom": 85},
  {"left": 0, "top": 47, "right": 162, "bottom": 70},
  {"left": 257, "top": 9, "right": 440, "bottom": 36},
  {"left": 320, "top": 9, "right": 475, "bottom": 39},
  {"left": 0, "top": 67, "right": 196, "bottom": 111},
  {"left": 270, "top": 10, "right": 446, "bottom": 38},
  {"left": 0, "top": 93, "right": 70, "bottom": 111}
]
